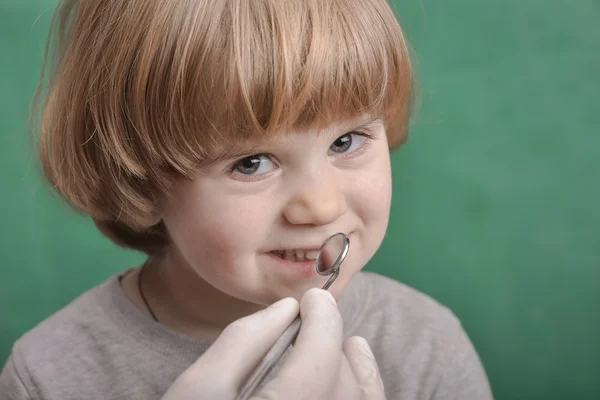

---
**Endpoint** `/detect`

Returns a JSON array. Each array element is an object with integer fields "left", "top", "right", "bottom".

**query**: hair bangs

[
  {"left": 159, "top": 0, "right": 413, "bottom": 167},
  {"left": 210, "top": 0, "right": 412, "bottom": 143}
]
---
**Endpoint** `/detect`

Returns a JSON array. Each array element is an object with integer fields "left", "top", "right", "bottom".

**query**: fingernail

[
  {"left": 357, "top": 337, "right": 375, "bottom": 360},
  {"left": 354, "top": 339, "right": 378, "bottom": 384},
  {"left": 354, "top": 338, "right": 383, "bottom": 388}
]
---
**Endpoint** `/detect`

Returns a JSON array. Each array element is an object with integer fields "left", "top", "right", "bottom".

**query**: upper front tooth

[
  {"left": 295, "top": 250, "right": 305, "bottom": 260},
  {"left": 284, "top": 250, "right": 295, "bottom": 260},
  {"left": 304, "top": 250, "right": 319, "bottom": 260}
]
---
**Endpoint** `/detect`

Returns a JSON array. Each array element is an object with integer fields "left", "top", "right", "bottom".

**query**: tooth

[
  {"left": 284, "top": 250, "right": 295, "bottom": 261},
  {"left": 295, "top": 250, "right": 305, "bottom": 261},
  {"left": 305, "top": 250, "right": 319, "bottom": 260}
]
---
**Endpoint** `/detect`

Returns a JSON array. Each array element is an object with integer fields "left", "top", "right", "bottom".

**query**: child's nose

[{"left": 283, "top": 174, "right": 347, "bottom": 226}]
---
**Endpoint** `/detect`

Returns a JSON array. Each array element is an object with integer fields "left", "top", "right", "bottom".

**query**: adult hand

[{"left": 161, "top": 288, "right": 386, "bottom": 400}]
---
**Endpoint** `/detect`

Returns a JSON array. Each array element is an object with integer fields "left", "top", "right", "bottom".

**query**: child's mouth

[{"left": 270, "top": 249, "right": 319, "bottom": 263}]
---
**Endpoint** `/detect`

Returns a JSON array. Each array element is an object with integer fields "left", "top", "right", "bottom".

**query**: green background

[{"left": 1, "top": 1, "right": 598, "bottom": 399}]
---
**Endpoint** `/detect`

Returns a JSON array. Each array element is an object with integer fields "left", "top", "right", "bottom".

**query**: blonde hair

[{"left": 37, "top": 0, "right": 414, "bottom": 255}]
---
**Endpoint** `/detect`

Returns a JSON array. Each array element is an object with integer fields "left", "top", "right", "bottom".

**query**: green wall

[{"left": 1, "top": 1, "right": 598, "bottom": 399}]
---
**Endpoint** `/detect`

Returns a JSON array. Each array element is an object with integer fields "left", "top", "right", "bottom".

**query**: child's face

[{"left": 160, "top": 115, "right": 392, "bottom": 304}]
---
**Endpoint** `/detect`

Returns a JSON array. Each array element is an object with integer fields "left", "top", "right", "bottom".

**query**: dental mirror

[
  {"left": 315, "top": 232, "right": 350, "bottom": 290},
  {"left": 235, "top": 232, "right": 350, "bottom": 400}
]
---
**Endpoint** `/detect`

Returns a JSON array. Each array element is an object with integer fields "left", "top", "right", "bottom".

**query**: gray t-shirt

[{"left": 0, "top": 271, "right": 493, "bottom": 399}]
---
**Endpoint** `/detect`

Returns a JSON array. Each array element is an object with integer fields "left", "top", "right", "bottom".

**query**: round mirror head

[{"left": 315, "top": 233, "right": 350, "bottom": 276}]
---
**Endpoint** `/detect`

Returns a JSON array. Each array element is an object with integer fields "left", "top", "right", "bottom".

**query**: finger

[
  {"left": 194, "top": 297, "right": 300, "bottom": 384},
  {"left": 343, "top": 337, "right": 386, "bottom": 399},
  {"left": 329, "top": 350, "right": 363, "bottom": 400},
  {"left": 263, "top": 288, "right": 344, "bottom": 399}
]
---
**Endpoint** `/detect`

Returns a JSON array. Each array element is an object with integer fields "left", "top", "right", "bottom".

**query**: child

[{"left": 1, "top": 0, "right": 493, "bottom": 398}]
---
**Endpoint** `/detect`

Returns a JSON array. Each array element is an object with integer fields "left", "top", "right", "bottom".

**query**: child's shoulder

[
  {"left": 4, "top": 274, "right": 128, "bottom": 386},
  {"left": 16, "top": 274, "right": 119, "bottom": 349},
  {"left": 345, "top": 272, "right": 493, "bottom": 399},
  {"left": 1, "top": 272, "right": 204, "bottom": 399},
  {"left": 347, "top": 271, "right": 461, "bottom": 332}
]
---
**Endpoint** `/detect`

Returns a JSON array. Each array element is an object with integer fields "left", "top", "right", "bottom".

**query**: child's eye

[
  {"left": 328, "top": 131, "right": 373, "bottom": 155},
  {"left": 231, "top": 154, "right": 277, "bottom": 176}
]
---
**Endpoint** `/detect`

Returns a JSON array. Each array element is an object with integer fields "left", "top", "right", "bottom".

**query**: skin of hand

[{"left": 161, "top": 288, "right": 386, "bottom": 400}]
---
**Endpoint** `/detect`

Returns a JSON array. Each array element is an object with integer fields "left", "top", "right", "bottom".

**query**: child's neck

[{"left": 122, "top": 255, "right": 264, "bottom": 341}]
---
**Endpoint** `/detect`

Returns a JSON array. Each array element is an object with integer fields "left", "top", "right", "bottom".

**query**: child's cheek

[
  {"left": 350, "top": 157, "right": 392, "bottom": 262},
  {"left": 354, "top": 156, "right": 392, "bottom": 224}
]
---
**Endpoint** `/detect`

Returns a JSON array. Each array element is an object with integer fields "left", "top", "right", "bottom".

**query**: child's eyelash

[
  {"left": 228, "top": 153, "right": 269, "bottom": 174},
  {"left": 227, "top": 130, "right": 376, "bottom": 173},
  {"left": 332, "top": 130, "right": 376, "bottom": 159},
  {"left": 350, "top": 130, "right": 375, "bottom": 139}
]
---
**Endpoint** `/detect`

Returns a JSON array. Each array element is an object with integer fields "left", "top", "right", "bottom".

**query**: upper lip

[{"left": 268, "top": 232, "right": 351, "bottom": 252}]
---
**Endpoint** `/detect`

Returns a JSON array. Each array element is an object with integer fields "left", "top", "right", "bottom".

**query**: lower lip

[{"left": 265, "top": 252, "right": 318, "bottom": 278}]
